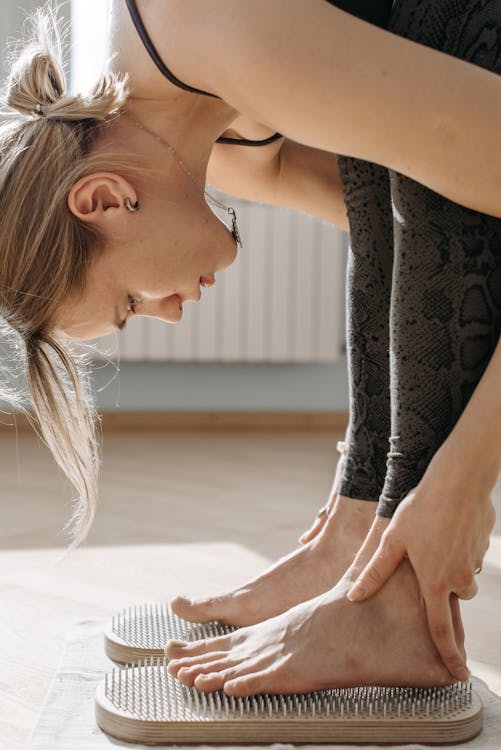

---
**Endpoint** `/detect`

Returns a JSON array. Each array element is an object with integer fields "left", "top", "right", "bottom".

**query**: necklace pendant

[{"left": 228, "top": 207, "right": 243, "bottom": 248}]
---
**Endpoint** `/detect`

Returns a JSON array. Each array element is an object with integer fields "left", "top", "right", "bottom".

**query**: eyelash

[{"left": 127, "top": 295, "right": 139, "bottom": 314}]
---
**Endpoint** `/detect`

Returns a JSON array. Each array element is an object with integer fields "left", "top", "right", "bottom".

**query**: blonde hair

[{"left": 0, "top": 2, "right": 141, "bottom": 549}]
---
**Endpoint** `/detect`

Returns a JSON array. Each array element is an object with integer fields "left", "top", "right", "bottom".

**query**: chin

[{"left": 224, "top": 238, "right": 239, "bottom": 269}]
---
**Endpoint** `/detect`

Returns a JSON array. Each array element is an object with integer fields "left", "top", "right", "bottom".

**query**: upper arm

[
  {"left": 177, "top": 0, "right": 495, "bottom": 212},
  {"left": 208, "top": 135, "right": 349, "bottom": 230}
]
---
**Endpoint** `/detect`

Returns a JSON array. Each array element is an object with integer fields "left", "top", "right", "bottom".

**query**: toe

[
  {"left": 170, "top": 594, "right": 232, "bottom": 623},
  {"left": 192, "top": 663, "right": 239, "bottom": 692},
  {"left": 194, "top": 671, "right": 228, "bottom": 692},
  {"left": 194, "top": 655, "right": 273, "bottom": 694},
  {"left": 166, "top": 651, "right": 231, "bottom": 678},
  {"left": 224, "top": 667, "right": 282, "bottom": 697},
  {"left": 176, "top": 666, "right": 198, "bottom": 686},
  {"left": 165, "top": 633, "right": 233, "bottom": 659}
]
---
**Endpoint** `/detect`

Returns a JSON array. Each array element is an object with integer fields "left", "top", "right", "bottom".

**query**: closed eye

[
  {"left": 116, "top": 295, "right": 139, "bottom": 332},
  {"left": 128, "top": 294, "right": 138, "bottom": 314}
]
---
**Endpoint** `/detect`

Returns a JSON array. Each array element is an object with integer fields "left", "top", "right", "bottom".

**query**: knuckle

[
  {"left": 364, "top": 564, "right": 384, "bottom": 586},
  {"left": 380, "top": 532, "right": 396, "bottom": 554},
  {"left": 456, "top": 569, "right": 475, "bottom": 589},
  {"left": 458, "top": 582, "right": 478, "bottom": 601}
]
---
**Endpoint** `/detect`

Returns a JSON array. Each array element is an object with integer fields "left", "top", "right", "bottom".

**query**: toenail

[
  {"left": 175, "top": 596, "right": 192, "bottom": 606},
  {"left": 196, "top": 673, "right": 211, "bottom": 682}
]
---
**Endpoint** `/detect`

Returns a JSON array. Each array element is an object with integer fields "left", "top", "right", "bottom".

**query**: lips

[{"left": 178, "top": 276, "right": 215, "bottom": 306}]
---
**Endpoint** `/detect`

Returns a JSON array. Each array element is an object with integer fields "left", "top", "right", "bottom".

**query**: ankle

[
  {"left": 313, "top": 496, "right": 378, "bottom": 565},
  {"left": 332, "top": 495, "right": 378, "bottom": 534}
]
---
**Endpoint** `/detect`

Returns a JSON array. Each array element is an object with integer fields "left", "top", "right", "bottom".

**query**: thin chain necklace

[{"left": 123, "top": 109, "right": 242, "bottom": 248}]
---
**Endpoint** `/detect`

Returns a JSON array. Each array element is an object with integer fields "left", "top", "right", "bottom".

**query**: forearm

[{"left": 440, "top": 336, "right": 501, "bottom": 489}]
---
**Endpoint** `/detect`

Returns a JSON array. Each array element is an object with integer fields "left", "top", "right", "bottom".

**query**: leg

[
  {"left": 336, "top": 157, "right": 393, "bottom": 503},
  {"left": 166, "top": 517, "right": 459, "bottom": 695},
  {"left": 378, "top": 0, "right": 501, "bottom": 516},
  {"left": 165, "top": 1, "right": 499, "bottom": 695},
  {"left": 170, "top": 158, "right": 394, "bottom": 626}
]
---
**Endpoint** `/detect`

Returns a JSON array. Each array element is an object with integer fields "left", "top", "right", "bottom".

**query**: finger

[
  {"left": 299, "top": 515, "right": 327, "bottom": 544},
  {"left": 488, "top": 501, "right": 496, "bottom": 533},
  {"left": 453, "top": 578, "right": 478, "bottom": 601},
  {"left": 299, "top": 495, "right": 336, "bottom": 544},
  {"left": 425, "top": 591, "right": 468, "bottom": 681},
  {"left": 347, "top": 534, "right": 405, "bottom": 602},
  {"left": 449, "top": 594, "right": 465, "bottom": 655}
]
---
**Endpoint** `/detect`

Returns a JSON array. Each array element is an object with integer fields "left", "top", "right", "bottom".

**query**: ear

[{"left": 67, "top": 172, "right": 138, "bottom": 225}]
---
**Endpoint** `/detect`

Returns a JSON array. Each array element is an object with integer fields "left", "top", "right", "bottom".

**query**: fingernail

[
  {"left": 457, "top": 667, "right": 469, "bottom": 682},
  {"left": 347, "top": 585, "right": 364, "bottom": 602},
  {"left": 166, "top": 639, "right": 188, "bottom": 648}
]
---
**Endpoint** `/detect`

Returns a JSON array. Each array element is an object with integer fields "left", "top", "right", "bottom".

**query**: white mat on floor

[{"left": 29, "top": 618, "right": 501, "bottom": 749}]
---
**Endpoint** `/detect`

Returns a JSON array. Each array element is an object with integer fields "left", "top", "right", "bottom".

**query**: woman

[{"left": 1, "top": 0, "right": 499, "bottom": 696}]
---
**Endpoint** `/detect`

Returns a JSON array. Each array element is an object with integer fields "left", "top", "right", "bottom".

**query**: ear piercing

[{"left": 125, "top": 197, "right": 140, "bottom": 212}]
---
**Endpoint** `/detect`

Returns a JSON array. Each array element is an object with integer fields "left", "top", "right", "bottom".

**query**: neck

[{"left": 115, "top": 93, "right": 237, "bottom": 188}]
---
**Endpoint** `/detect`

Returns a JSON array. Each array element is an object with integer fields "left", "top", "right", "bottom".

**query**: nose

[{"left": 200, "top": 274, "right": 215, "bottom": 287}]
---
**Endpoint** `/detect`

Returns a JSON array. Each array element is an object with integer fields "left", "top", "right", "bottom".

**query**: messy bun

[
  {"left": 4, "top": 2, "right": 128, "bottom": 120},
  {"left": 0, "top": 2, "right": 144, "bottom": 550}
]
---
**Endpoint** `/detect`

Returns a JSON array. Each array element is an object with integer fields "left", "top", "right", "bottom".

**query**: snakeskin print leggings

[{"left": 337, "top": 0, "right": 501, "bottom": 516}]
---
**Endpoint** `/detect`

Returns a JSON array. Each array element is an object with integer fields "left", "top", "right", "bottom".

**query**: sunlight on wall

[{"left": 70, "top": 0, "right": 111, "bottom": 92}]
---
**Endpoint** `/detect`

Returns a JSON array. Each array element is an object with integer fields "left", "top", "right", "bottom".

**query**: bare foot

[
  {"left": 165, "top": 538, "right": 466, "bottom": 696},
  {"left": 170, "top": 495, "right": 376, "bottom": 626}
]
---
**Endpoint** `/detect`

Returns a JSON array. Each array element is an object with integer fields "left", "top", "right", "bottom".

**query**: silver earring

[
  {"left": 204, "top": 190, "right": 243, "bottom": 248},
  {"left": 124, "top": 197, "right": 140, "bottom": 212}
]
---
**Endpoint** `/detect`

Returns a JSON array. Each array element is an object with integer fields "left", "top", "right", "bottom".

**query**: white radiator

[{"left": 93, "top": 194, "right": 346, "bottom": 363}]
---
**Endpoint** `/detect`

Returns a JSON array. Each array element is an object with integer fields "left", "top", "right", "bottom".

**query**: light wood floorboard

[{"left": 0, "top": 428, "right": 500, "bottom": 749}]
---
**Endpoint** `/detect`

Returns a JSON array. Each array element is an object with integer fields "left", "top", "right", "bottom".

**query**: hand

[
  {"left": 299, "top": 441, "right": 347, "bottom": 544},
  {"left": 346, "top": 440, "right": 496, "bottom": 681}
]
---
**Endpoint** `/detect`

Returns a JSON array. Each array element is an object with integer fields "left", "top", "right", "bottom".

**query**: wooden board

[
  {"left": 104, "top": 603, "right": 236, "bottom": 665},
  {"left": 95, "top": 663, "right": 483, "bottom": 745}
]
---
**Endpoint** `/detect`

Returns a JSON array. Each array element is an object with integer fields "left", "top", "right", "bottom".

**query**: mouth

[{"left": 178, "top": 275, "right": 216, "bottom": 308}]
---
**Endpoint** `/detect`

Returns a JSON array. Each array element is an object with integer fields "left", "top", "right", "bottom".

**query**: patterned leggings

[{"left": 337, "top": 0, "right": 501, "bottom": 517}]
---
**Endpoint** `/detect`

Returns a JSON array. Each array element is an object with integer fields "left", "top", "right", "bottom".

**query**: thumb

[{"left": 347, "top": 534, "right": 405, "bottom": 602}]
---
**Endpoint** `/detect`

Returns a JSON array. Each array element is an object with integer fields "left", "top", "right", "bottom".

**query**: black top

[
  {"left": 124, "top": 0, "right": 393, "bottom": 146},
  {"left": 331, "top": 0, "right": 393, "bottom": 29}
]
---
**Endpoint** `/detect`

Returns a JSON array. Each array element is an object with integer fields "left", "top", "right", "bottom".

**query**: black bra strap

[
  {"left": 124, "top": 0, "right": 283, "bottom": 146},
  {"left": 216, "top": 132, "right": 283, "bottom": 147},
  {"left": 124, "top": 0, "right": 219, "bottom": 99}
]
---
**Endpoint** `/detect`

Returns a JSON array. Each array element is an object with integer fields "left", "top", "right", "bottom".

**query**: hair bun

[
  {"left": 7, "top": 49, "right": 66, "bottom": 118},
  {"left": 2, "top": 4, "right": 129, "bottom": 122}
]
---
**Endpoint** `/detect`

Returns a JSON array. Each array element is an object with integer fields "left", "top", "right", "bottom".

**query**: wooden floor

[{"left": 1, "top": 427, "right": 500, "bottom": 749}]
